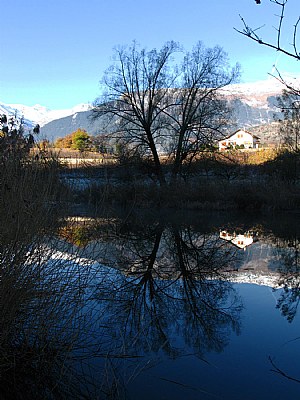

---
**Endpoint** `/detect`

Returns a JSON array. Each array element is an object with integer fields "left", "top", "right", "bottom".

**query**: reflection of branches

[
  {"left": 0, "top": 238, "right": 102, "bottom": 399},
  {"left": 95, "top": 220, "right": 242, "bottom": 362},
  {"left": 171, "top": 227, "right": 241, "bottom": 352},
  {"left": 275, "top": 236, "right": 300, "bottom": 322},
  {"left": 267, "top": 235, "right": 300, "bottom": 387},
  {"left": 269, "top": 355, "right": 300, "bottom": 383},
  {"left": 0, "top": 186, "right": 104, "bottom": 399}
]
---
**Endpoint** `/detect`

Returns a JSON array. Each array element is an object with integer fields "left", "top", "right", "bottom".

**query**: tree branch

[{"left": 235, "top": 0, "right": 300, "bottom": 61}]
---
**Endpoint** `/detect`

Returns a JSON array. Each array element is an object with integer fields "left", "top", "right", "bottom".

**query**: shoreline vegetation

[{"left": 53, "top": 147, "right": 300, "bottom": 212}]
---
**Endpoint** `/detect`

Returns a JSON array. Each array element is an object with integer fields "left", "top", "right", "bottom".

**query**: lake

[{"left": 52, "top": 209, "right": 300, "bottom": 399}]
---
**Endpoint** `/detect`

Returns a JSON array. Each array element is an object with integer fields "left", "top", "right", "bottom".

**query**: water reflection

[
  {"left": 218, "top": 223, "right": 300, "bottom": 325},
  {"left": 59, "top": 212, "right": 300, "bottom": 323},
  {"left": 59, "top": 217, "right": 241, "bottom": 398},
  {"left": 274, "top": 235, "right": 300, "bottom": 322},
  {"left": 53, "top": 210, "right": 300, "bottom": 397},
  {"left": 220, "top": 229, "right": 256, "bottom": 249},
  {"left": 58, "top": 217, "right": 244, "bottom": 364},
  {"left": 0, "top": 176, "right": 102, "bottom": 399},
  {"left": 92, "top": 219, "right": 243, "bottom": 361}
]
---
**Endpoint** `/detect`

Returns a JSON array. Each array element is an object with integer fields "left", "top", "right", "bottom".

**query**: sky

[{"left": 1, "top": 0, "right": 300, "bottom": 110}]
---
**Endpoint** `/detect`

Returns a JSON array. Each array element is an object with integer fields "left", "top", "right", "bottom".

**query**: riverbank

[
  {"left": 64, "top": 171, "right": 300, "bottom": 212},
  {"left": 59, "top": 149, "right": 300, "bottom": 212}
]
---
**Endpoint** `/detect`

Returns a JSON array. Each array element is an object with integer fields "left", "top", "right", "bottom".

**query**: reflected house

[
  {"left": 218, "top": 129, "right": 260, "bottom": 151},
  {"left": 220, "top": 230, "right": 254, "bottom": 250}
]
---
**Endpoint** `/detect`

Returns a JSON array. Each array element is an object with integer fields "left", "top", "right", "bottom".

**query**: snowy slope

[
  {"left": 0, "top": 102, "right": 91, "bottom": 127},
  {"left": 222, "top": 76, "right": 300, "bottom": 108},
  {"left": 1, "top": 76, "right": 299, "bottom": 135}
]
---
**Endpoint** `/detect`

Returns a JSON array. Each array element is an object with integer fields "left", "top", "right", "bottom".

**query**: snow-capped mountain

[
  {"left": 223, "top": 77, "right": 285, "bottom": 105},
  {"left": 1, "top": 76, "right": 299, "bottom": 141},
  {"left": 0, "top": 102, "right": 91, "bottom": 128}
]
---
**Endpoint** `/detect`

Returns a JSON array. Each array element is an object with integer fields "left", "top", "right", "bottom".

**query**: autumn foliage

[{"left": 55, "top": 129, "right": 91, "bottom": 152}]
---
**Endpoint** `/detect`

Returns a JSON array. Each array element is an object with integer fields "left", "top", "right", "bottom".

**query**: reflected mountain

[
  {"left": 219, "top": 223, "right": 300, "bottom": 324},
  {"left": 273, "top": 236, "right": 300, "bottom": 322}
]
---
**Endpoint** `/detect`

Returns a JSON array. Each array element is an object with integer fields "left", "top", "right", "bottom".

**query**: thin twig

[{"left": 269, "top": 356, "right": 300, "bottom": 383}]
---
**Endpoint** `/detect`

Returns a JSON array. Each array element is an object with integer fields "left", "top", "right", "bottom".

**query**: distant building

[{"left": 218, "top": 129, "right": 260, "bottom": 151}]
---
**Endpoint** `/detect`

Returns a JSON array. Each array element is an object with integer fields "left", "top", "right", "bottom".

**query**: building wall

[{"left": 219, "top": 130, "right": 258, "bottom": 151}]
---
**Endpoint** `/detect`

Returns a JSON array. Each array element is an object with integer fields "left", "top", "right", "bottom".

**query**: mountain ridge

[
  {"left": 0, "top": 102, "right": 91, "bottom": 128},
  {"left": 1, "top": 77, "right": 299, "bottom": 142}
]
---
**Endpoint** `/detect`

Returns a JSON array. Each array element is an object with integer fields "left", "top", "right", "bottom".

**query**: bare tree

[
  {"left": 0, "top": 114, "right": 38, "bottom": 161},
  {"left": 235, "top": 1, "right": 300, "bottom": 100},
  {"left": 93, "top": 41, "right": 239, "bottom": 185},
  {"left": 93, "top": 41, "right": 179, "bottom": 186},
  {"left": 166, "top": 43, "right": 239, "bottom": 182}
]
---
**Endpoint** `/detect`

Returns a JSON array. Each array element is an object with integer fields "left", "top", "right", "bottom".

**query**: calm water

[
  {"left": 56, "top": 210, "right": 300, "bottom": 399},
  {"left": 124, "top": 283, "right": 300, "bottom": 400}
]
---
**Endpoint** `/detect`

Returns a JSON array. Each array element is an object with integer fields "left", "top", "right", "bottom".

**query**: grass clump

[{"left": 0, "top": 156, "right": 101, "bottom": 399}]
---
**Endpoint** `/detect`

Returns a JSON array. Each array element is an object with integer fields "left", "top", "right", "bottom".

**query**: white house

[
  {"left": 220, "top": 230, "right": 254, "bottom": 250},
  {"left": 218, "top": 129, "right": 260, "bottom": 151}
]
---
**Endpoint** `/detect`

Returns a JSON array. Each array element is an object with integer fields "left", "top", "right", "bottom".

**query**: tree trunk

[
  {"left": 170, "top": 129, "right": 185, "bottom": 184},
  {"left": 147, "top": 130, "right": 166, "bottom": 187}
]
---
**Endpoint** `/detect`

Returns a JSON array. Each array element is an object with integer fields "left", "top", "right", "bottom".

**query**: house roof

[{"left": 219, "top": 129, "right": 260, "bottom": 142}]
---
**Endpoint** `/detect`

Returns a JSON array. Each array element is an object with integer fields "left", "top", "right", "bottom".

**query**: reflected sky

[
  {"left": 124, "top": 283, "right": 300, "bottom": 400},
  {"left": 32, "top": 214, "right": 300, "bottom": 400},
  {"left": 50, "top": 210, "right": 300, "bottom": 399},
  {"left": 3, "top": 183, "right": 300, "bottom": 400}
]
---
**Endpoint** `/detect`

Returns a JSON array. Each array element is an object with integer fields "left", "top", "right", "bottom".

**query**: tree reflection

[
  {"left": 274, "top": 235, "right": 300, "bottom": 323},
  {"left": 94, "top": 218, "right": 242, "bottom": 361}
]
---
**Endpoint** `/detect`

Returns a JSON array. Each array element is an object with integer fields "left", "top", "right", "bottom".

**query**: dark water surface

[
  {"left": 124, "top": 284, "right": 300, "bottom": 400},
  {"left": 56, "top": 210, "right": 300, "bottom": 399}
]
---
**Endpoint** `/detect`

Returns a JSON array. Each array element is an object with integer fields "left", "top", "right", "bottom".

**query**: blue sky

[{"left": 1, "top": 0, "right": 300, "bottom": 109}]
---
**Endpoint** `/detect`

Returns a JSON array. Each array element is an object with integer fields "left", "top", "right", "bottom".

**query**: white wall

[{"left": 219, "top": 130, "right": 256, "bottom": 150}]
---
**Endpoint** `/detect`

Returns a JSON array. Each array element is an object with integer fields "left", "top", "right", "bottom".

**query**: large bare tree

[
  {"left": 93, "top": 41, "right": 239, "bottom": 185},
  {"left": 93, "top": 41, "right": 178, "bottom": 186}
]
